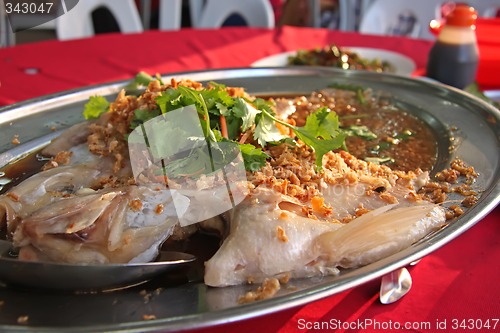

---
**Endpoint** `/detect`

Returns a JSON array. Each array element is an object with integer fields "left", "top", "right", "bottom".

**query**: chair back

[
  {"left": 194, "top": 0, "right": 275, "bottom": 28},
  {"left": 56, "top": 0, "right": 143, "bottom": 40},
  {"left": 337, "top": 0, "right": 375, "bottom": 31},
  {"left": 158, "top": 0, "right": 183, "bottom": 30},
  {"left": 359, "top": 0, "right": 442, "bottom": 39},
  {"left": 1, "top": 0, "right": 16, "bottom": 47}
]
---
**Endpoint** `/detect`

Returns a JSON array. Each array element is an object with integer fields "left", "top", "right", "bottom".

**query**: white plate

[{"left": 251, "top": 47, "right": 416, "bottom": 76}]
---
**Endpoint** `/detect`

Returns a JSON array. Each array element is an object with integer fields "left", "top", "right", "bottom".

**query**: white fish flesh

[
  {"left": 12, "top": 185, "right": 180, "bottom": 264},
  {"left": 0, "top": 165, "right": 104, "bottom": 235},
  {"left": 0, "top": 140, "right": 177, "bottom": 264},
  {"left": 204, "top": 187, "right": 446, "bottom": 287},
  {"left": 204, "top": 188, "right": 343, "bottom": 287},
  {"left": 41, "top": 122, "right": 92, "bottom": 157},
  {"left": 314, "top": 203, "right": 446, "bottom": 268}
]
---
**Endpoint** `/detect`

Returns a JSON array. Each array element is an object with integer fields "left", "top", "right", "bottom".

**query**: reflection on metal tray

[{"left": 0, "top": 68, "right": 499, "bottom": 332}]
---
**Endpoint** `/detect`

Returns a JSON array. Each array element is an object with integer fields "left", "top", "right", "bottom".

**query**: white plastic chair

[
  {"left": 0, "top": 0, "right": 15, "bottom": 47},
  {"left": 56, "top": 0, "right": 143, "bottom": 40},
  {"left": 188, "top": 0, "right": 206, "bottom": 26},
  {"left": 359, "top": 0, "right": 442, "bottom": 40},
  {"left": 308, "top": 0, "right": 368, "bottom": 31},
  {"left": 158, "top": 0, "right": 183, "bottom": 30},
  {"left": 337, "top": 0, "right": 375, "bottom": 31},
  {"left": 193, "top": 0, "right": 275, "bottom": 28}
]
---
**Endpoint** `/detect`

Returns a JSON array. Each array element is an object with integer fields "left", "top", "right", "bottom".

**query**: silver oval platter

[{"left": 0, "top": 67, "right": 499, "bottom": 332}]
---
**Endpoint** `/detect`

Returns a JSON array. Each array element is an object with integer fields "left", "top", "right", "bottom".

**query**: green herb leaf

[
  {"left": 134, "top": 72, "right": 155, "bottom": 86},
  {"left": 254, "top": 113, "right": 288, "bottom": 146},
  {"left": 365, "top": 156, "right": 394, "bottom": 164},
  {"left": 344, "top": 125, "right": 377, "bottom": 140},
  {"left": 254, "top": 106, "right": 346, "bottom": 170},
  {"left": 233, "top": 98, "right": 261, "bottom": 132},
  {"left": 153, "top": 128, "right": 200, "bottom": 162},
  {"left": 163, "top": 146, "right": 212, "bottom": 178},
  {"left": 329, "top": 83, "right": 366, "bottom": 104},
  {"left": 251, "top": 97, "right": 275, "bottom": 114},
  {"left": 138, "top": 79, "right": 346, "bottom": 173},
  {"left": 177, "top": 86, "right": 215, "bottom": 141},
  {"left": 216, "top": 102, "right": 230, "bottom": 116},
  {"left": 83, "top": 95, "right": 109, "bottom": 120},
  {"left": 124, "top": 71, "right": 163, "bottom": 93},
  {"left": 208, "top": 82, "right": 234, "bottom": 107},
  {"left": 155, "top": 89, "right": 183, "bottom": 113},
  {"left": 292, "top": 108, "right": 346, "bottom": 169},
  {"left": 239, "top": 143, "right": 270, "bottom": 171},
  {"left": 130, "top": 108, "right": 161, "bottom": 130},
  {"left": 465, "top": 82, "right": 500, "bottom": 108}
]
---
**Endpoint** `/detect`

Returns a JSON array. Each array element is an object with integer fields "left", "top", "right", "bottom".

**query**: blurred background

[
  {"left": 5, "top": 0, "right": 499, "bottom": 46},
  {"left": 10, "top": 0, "right": 339, "bottom": 44}
]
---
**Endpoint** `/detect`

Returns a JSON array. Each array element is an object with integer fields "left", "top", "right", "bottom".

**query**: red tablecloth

[
  {"left": 0, "top": 26, "right": 432, "bottom": 105},
  {"left": 475, "top": 18, "right": 500, "bottom": 89},
  {"left": 0, "top": 24, "right": 499, "bottom": 333}
]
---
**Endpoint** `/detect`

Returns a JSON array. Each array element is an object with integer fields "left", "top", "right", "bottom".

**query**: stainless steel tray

[{"left": 0, "top": 67, "right": 499, "bottom": 333}]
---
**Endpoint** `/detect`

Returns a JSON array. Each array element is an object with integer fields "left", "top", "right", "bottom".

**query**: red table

[{"left": 0, "top": 23, "right": 499, "bottom": 333}]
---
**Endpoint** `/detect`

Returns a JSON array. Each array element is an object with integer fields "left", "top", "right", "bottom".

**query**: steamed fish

[
  {"left": 205, "top": 147, "right": 447, "bottom": 287},
  {"left": 0, "top": 140, "right": 176, "bottom": 264},
  {"left": 205, "top": 188, "right": 343, "bottom": 286},
  {"left": 0, "top": 77, "right": 475, "bottom": 292},
  {"left": 0, "top": 165, "right": 104, "bottom": 235},
  {"left": 12, "top": 185, "right": 180, "bottom": 264},
  {"left": 205, "top": 188, "right": 446, "bottom": 287}
]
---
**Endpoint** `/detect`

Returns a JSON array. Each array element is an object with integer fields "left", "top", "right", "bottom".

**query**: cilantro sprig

[
  {"left": 153, "top": 82, "right": 347, "bottom": 170},
  {"left": 153, "top": 83, "right": 272, "bottom": 171},
  {"left": 343, "top": 125, "right": 377, "bottom": 140},
  {"left": 84, "top": 75, "right": 348, "bottom": 173},
  {"left": 125, "top": 71, "right": 164, "bottom": 93},
  {"left": 83, "top": 95, "right": 109, "bottom": 120},
  {"left": 329, "top": 83, "right": 367, "bottom": 105},
  {"left": 155, "top": 81, "right": 346, "bottom": 171},
  {"left": 239, "top": 143, "right": 270, "bottom": 172},
  {"left": 255, "top": 107, "right": 346, "bottom": 169}
]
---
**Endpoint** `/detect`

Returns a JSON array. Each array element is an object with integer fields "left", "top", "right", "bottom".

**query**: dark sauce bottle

[{"left": 426, "top": 4, "right": 479, "bottom": 89}]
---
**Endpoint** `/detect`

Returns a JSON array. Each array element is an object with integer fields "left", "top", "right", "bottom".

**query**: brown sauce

[
  {"left": 0, "top": 153, "right": 46, "bottom": 194},
  {"left": 283, "top": 90, "right": 438, "bottom": 172},
  {"left": 341, "top": 109, "right": 437, "bottom": 172}
]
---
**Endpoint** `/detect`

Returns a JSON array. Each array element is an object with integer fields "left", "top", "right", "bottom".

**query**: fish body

[
  {"left": 1, "top": 139, "right": 179, "bottom": 264},
  {"left": 204, "top": 184, "right": 446, "bottom": 287},
  {"left": 205, "top": 188, "right": 343, "bottom": 287},
  {"left": 0, "top": 81, "right": 455, "bottom": 290},
  {"left": 0, "top": 165, "right": 103, "bottom": 234},
  {"left": 13, "top": 185, "right": 179, "bottom": 264}
]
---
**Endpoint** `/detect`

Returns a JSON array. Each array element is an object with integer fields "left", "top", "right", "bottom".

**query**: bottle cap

[{"left": 445, "top": 4, "right": 477, "bottom": 28}]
